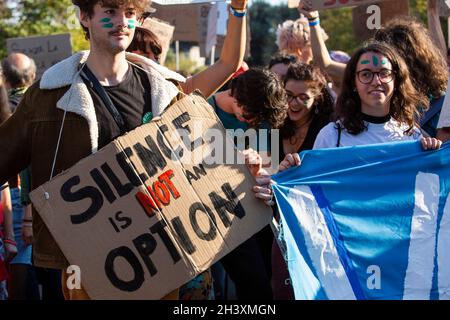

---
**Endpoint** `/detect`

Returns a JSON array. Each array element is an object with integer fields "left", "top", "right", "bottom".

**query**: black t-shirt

[
  {"left": 278, "top": 114, "right": 330, "bottom": 163},
  {"left": 85, "top": 63, "right": 152, "bottom": 149}
]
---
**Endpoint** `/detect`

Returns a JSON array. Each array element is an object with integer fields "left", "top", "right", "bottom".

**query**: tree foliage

[{"left": 0, "top": 0, "right": 88, "bottom": 59}]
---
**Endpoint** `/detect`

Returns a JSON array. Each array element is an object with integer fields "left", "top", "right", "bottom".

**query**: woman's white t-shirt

[{"left": 313, "top": 118, "right": 422, "bottom": 149}]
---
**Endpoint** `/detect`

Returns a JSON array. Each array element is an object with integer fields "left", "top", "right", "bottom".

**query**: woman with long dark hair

[{"left": 271, "top": 62, "right": 335, "bottom": 299}]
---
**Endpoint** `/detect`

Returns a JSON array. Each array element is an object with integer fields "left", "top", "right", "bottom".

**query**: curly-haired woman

[{"left": 269, "top": 62, "right": 335, "bottom": 299}]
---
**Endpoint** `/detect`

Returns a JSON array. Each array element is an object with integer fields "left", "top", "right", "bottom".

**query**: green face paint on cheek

[
  {"left": 372, "top": 55, "right": 379, "bottom": 67},
  {"left": 128, "top": 19, "right": 136, "bottom": 29},
  {"left": 100, "top": 18, "right": 114, "bottom": 29}
]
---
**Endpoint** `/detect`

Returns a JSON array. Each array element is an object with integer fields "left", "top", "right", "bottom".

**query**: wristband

[
  {"left": 309, "top": 19, "right": 320, "bottom": 27},
  {"left": 23, "top": 219, "right": 33, "bottom": 223},
  {"left": 4, "top": 239, "right": 17, "bottom": 246},
  {"left": 230, "top": 6, "right": 247, "bottom": 18},
  {"left": 307, "top": 16, "right": 319, "bottom": 21}
]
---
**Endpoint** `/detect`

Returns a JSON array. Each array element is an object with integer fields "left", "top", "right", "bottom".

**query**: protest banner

[
  {"left": 30, "top": 93, "right": 272, "bottom": 300},
  {"left": 288, "top": 0, "right": 384, "bottom": 10},
  {"left": 352, "top": 0, "right": 409, "bottom": 42},
  {"left": 6, "top": 33, "right": 72, "bottom": 78},
  {"left": 273, "top": 141, "right": 450, "bottom": 300},
  {"left": 141, "top": 18, "right": 175, "bottom": 65}
]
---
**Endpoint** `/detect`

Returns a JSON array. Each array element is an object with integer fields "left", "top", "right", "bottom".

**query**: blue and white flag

[{"left": 272, "top": 141, "right": 450, "bottom": 300}]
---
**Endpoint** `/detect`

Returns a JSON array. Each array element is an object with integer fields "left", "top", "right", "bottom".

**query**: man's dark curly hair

[
  {"left": 230, "top": 68, "right": 288, "bottom": 129},
  {"left": 72, "top": 0, "right": 151, "bottom": 39},
  {"left": 336, "top": 41, "right": 428, "bottom": 135},
  {"left": 281, "top": 62, "right": 334, "bottom": 139},
  {"left": 268, "top": 53, "right": 298, "bottom": 70}
]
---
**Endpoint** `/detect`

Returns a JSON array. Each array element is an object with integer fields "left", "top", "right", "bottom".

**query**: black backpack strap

[
  {"left": 336, "top": 123, "right": 342, "bottom": 148},
  {"left": 80, "top": 65, "right": 127, "bottom": 134}
]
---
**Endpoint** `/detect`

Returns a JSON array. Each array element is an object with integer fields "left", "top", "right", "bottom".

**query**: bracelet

[
  {"left": 23, "top": 219, "right": 33, "bottom": 223},
  {"left": 230, "top": 6, "right": 247, "bottom": 18},
  {"left": 307, "top": 16, "right": 319, "bottom": 21},
  {"left": 4, "top": 239, "right": 17, "bottom": 246},
  {"left": 309, "top": 19, "right": 320, "bottom": 27}
]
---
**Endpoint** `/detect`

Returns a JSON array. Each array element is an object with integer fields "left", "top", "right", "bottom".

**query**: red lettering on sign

[{"left": 135, "top": 169, "right": 182, "bottom": 218}]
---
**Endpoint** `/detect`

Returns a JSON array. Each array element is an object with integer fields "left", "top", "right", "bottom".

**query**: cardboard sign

[
  {"left": 153, "top": 3, "right": 211, "bottom": 43},
  {"left": 30, "top": 93, "right": 272, "bottom": 300},
  {"left": 141, "top": 18, "right": 175, "bottom": 65},
  {"left": 288, "top": 0, "right": 383, "bottom": 10},
  {"left": 352, "top": 0, "right": 409, "bottom": 42},
  {"left": 6, "top": 33, "right": 72, "bottom": 78},
  {"left": 439, "top": 0, "right": 450, "bottom": 16}
]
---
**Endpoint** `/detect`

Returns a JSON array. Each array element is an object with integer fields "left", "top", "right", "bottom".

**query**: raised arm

[
  {"left": 1, "top": 186, "right": 17, "bottom": 262},
  {"left": 427, "top": 0, "right": 447, "bottom": 59},
  {"left": 181, "top": 0, "right": 247, "bottom": 98},
  {"left": 298, "top": 1, "right": 346, "bottom": 84}
]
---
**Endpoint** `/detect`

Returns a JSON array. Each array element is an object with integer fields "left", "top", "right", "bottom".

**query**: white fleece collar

[{"left": 40, "top": 51, "right": 186, "bottom": 153}]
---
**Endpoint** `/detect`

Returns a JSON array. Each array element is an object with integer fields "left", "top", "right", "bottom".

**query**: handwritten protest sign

[
  {"left": 6, "top": 34, "right": 72, "bottom": 78},
  {"left": 30, "top": 93, "right": 272, "bottom": 300}
]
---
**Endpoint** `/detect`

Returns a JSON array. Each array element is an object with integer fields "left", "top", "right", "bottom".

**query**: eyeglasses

[
  {"left": 356, "top": 69, "right": 395, "bottom": 84},
  {"left": 286, "top": 93, "right": 313, "bottom": 104}
]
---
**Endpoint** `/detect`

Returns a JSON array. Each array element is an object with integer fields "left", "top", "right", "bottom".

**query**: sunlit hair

[
  {"left": 230, "top": 68, "right": 288, "bottom": 129},
  {"left": 336, "top": 42, "right": 428, "bottom": 135},
  {"left": 72, "top": 0, "right": 150, "bottom": 39},
  {"left": 276, "top": 17, "right": 328, "bottom": 55},
  {"left": 374, "top": 16, "right": 448, "bottom": 99},
  {"left": 281, "top": 63, "right": 334, "bottom": 139}
]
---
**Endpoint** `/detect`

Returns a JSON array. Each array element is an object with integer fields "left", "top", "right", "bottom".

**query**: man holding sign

[{"left": 0, "top": 0, "right": 248, "bottom": 300}]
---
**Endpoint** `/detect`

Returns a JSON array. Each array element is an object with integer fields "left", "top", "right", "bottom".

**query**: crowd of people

[{"left": 0, "top": 0, "right": 449, "bottom": 300}]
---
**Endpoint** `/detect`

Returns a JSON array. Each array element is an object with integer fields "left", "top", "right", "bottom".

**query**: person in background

[
  {"left": 208, "top": 67, "right": 288, "bottom": 300},
  {"left": 1, "top": 53, "right": 40, "bottom": 300},
  {"left": 127, "top": 26, "right": 162, "bottom": 62},
  {"left": 0, "top": 78, "right": 16, "bottom": 300},
  {"left": 268, "top": 53, "right": 298, "bottom": 79},
  {"left": 271, "top": 62, "right": 334, "bottom": 299}
]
